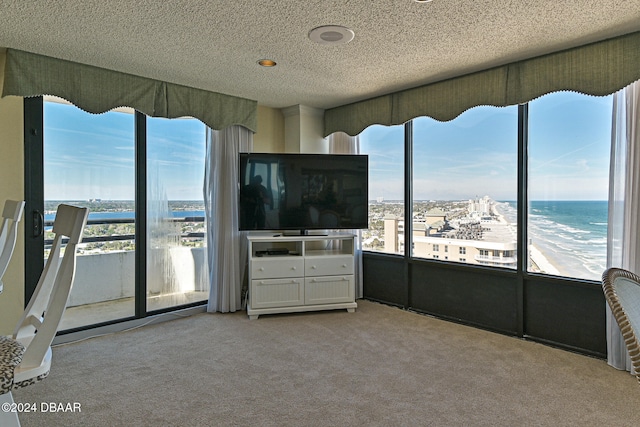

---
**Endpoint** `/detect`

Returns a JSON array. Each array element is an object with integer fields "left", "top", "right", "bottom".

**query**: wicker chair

[{"left": 602, "top": 267, "right": 640, "bottom": 384}]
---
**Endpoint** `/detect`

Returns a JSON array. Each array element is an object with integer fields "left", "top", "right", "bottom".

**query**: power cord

[{"left": 52, "top": 310, "right": 195, "bottom": 347}]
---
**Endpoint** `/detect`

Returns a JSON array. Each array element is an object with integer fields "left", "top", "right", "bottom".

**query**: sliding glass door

[
  {"left": 43, "top": 98, "right": 136, "bottom": 329},
  {"left": 24, "top": 96, "right": 209, "bottom": 331},
  {"left": 146, "top": 117, "right": 208, "bottom": 311}
]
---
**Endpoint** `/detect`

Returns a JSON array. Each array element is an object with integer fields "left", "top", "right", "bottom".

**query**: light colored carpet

[{"left": 12, "top": 300, "right": 640, "bottom": 426}]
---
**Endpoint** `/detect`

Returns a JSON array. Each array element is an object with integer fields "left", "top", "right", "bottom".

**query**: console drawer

[
  {"left": 305, "top": 256, "right": 354, "bottom": 277},
  {"left": 251, "top": 258, "right": 304, "bottom": 279}
]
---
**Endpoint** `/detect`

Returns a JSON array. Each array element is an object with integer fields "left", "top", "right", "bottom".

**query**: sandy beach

[
  {"left": 493, "top": 202, "right": 570, "bottom": 277},
  {"left": 529, "top": 244, "right": 561, "bottom": 275}
]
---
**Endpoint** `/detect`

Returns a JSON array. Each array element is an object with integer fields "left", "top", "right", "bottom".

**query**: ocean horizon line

[{"left": 372, "top": 199, "right": 608, "bottom": 203}]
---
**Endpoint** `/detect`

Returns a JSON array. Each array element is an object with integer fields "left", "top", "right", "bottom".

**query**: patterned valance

[
  {"left": 2, "top": 49, "right": 257, "bottom": 132},
  {"left": 325, "top": 30, "right": 640, "bottom": 136}
]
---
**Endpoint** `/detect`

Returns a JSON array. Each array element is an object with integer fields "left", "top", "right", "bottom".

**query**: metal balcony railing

[
  {"left": 474, "top": 254, "right": 517, "bottom": 264},
  {"left": 44, "top": 216, "right": 205, "bottom": 246}
]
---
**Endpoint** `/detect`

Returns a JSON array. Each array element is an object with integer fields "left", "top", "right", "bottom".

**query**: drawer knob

[
  {"left": 342, "top": 264, "right": 347, "bottom": 268},
  {"left": 311, "top": 265, "right": 317, "bottom": 269},
  {"left": 259, "top": 267, "right": 265, "bottom": 271},
  {"left": 291, "top": 266, "right": 297, "bottom": 270}
]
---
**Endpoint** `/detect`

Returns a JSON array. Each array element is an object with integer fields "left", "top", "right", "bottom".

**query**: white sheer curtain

[
  {"left": 204, "top": 125, "right": 253, "bottom": 313},
  {"left": 329, "top": 132, "right": 364, "bottom": 299},
  {"left": 607, "top": 80, "right": 640, "bottom": 373}
]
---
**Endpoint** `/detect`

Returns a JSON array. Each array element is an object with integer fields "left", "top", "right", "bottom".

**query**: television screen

[{"left": 239, "top": 153, "right": 368, "bottom": 231}]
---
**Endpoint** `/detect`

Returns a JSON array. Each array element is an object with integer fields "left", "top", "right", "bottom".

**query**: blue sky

[
  {"left": 44, "top": 91, "right": 612, "bottom": 202},
  {"left": 527, "top": 92, "right": 612, "bottom": 201},
  {"left": 44, "top": 100, "right": 206, "bottom": 200},
  {"left": 360, "top": 91, "right": 613, "bottom": 201},
  {"left": 146, "top": 117, "right": 206, "bottom": 200}
]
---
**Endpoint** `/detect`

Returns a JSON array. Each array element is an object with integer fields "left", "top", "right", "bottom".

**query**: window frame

[
  {"left": 364, "top": 96, "right": 611, "bottom": 285},
  {"left": 23, "top": 96, "right": 209, "bottom": 333}
]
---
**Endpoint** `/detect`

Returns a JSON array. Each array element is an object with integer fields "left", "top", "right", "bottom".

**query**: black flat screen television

[{"left": 239, "top": 153, "right": 368, "bottom": 232}]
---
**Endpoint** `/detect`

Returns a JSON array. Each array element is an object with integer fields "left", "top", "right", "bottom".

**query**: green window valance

[
  {"left": 325, "top": 30, "right": 640, "bottom": 136},
  {"left": 1, "top": 49, "right": 257, "bottom": 132}
]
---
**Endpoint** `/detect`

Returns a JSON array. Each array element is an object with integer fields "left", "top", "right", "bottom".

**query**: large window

[
  {"left": 412, "top": 106, "right": 518, "bottom": 268},
  {"left": 359, "top": 124, "right": 405, "bottom": 254},
  {"left": 361, "top": 92, "right": 614, "bottom": 283},
  {"left": 528, "top": 92, "right": 612, "bottom": 281}
]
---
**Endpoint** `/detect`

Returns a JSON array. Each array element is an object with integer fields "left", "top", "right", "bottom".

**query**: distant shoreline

[{"left": 529, "top": 244, "right": 561, "bottom": 275}]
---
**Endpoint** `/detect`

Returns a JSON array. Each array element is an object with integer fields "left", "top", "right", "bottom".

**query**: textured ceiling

[{"left": 1, "top": 0, "right": 640, "bottom": 109}]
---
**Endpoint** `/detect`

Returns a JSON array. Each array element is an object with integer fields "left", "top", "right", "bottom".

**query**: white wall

[
  {"left": 282, "top": 105, "right": 327, "bottom": 154},
  {"left": 254, "top": 105, "right": 285, "bottom": 152},
  {"left": 0, "top": 48, "right": 25, "bottom": 335}
]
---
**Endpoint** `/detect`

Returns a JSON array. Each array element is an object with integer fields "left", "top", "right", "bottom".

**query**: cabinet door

[
  {"left": 305, "top": 275, "right": 354, "bottom": 305},
  {"left": 251, "top": 278, "right": 304, "bottom": 309}
]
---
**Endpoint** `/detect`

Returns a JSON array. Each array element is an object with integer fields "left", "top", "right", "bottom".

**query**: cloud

[
  {"left": 576, "top": 159, "right": 589, "bottom": 171},
  {"left": 530, "top": 141, "right": 600, "bottom": 171}
]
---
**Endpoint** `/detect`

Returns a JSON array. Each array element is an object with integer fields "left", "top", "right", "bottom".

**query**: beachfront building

[
  {"left": 468, "top": 196, "right": 492, "bottom": 217},
  {"left": 384, "top": 198, "right": 517, "bottom": 268}
]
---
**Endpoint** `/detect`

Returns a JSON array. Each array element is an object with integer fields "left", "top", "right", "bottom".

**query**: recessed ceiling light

[
  {"left": 257, "top": 59, "right": 277, "bottom": 67},
  {"left": 308, "top": 25, "right": 355, "bottom": 45}
]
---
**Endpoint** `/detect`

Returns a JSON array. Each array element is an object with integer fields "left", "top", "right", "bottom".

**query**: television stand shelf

[{"left": 246, "top": 233, "right": 357, "bottom": 320}]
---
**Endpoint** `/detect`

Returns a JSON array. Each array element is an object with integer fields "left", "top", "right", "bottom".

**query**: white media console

[{"left": 246, "top": 233, "right": 357, "bottom": 320}]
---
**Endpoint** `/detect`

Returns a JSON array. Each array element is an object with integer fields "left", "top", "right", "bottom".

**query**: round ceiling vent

[{"left": 308, "top": 25, "right": 355, "bottom": 45}]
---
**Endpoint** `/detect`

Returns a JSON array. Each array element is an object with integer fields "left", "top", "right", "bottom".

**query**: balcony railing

[
  {"left": 474, "top": 254, "right": 517, "bottom": 264},
  {"left": 44, "top": 216, "right": 205, "bottom": 245},
  {"left": 41, "top": 216, "right": 208, "bottom": 330}
]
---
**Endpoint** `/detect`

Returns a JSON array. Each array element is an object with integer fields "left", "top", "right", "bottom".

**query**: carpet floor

[{"left": 12, "top": 300, "right": 640, "bottom": 426}]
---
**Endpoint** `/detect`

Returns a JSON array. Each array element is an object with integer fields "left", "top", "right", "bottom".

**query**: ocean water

[{"left": 501, "top": 201, "right": 607, "bottom": 281}]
